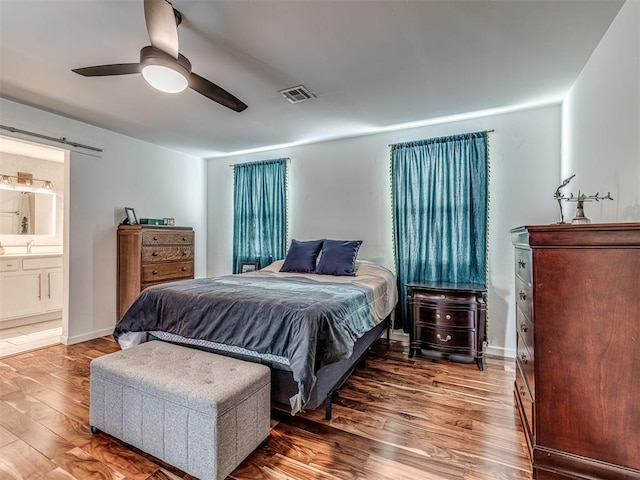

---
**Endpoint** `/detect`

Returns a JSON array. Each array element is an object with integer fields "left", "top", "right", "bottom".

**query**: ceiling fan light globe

[{"left": 142, "top": 64, "right": 188, "bottom": 93}]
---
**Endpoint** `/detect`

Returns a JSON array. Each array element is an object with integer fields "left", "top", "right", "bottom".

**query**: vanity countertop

[{"left": 1, "top": 252, "right": 62, "bottom": 258}]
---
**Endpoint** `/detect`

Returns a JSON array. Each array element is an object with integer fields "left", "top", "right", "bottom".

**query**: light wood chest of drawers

[{"left": 117, "top": 225, "right": 194, "bottom": 319}]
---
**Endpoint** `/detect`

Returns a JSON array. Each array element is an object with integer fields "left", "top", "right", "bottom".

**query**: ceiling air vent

[{"left": 278, "top": 85, "right": 316, "bottom": 104}]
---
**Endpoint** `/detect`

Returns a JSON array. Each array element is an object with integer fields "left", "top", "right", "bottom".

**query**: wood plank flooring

[{"left": 0, "top": 336, "right": 532, "bottom": 480}]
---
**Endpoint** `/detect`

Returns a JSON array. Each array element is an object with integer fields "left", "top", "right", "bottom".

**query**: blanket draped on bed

[{"left": 113, "top": 274, "right": 377, "bottom": 414}]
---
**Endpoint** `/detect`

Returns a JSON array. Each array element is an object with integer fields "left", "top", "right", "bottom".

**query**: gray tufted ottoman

[{"left": 90, "top": 341, "right": 271, "bottom": 480}]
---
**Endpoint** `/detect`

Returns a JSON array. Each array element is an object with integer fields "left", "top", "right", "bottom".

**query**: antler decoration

[{"left": 553, "top": 174, "right": 576, "bottom": 224}]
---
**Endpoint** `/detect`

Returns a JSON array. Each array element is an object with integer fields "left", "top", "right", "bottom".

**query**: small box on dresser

[
  {"left": 407, "top": 282, "right": 486, "bottom": 370},
  {"left": 117, "top": 225, "right": 194, "bottom": 319},
  {"left": 511, "top": 223, "right": 640, "bottom": 480}
]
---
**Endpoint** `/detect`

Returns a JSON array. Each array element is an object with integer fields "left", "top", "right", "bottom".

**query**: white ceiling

[{"left": 0, "top": 0, "right": 624, "bottom": 159}]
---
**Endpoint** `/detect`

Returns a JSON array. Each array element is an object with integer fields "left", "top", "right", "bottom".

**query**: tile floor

[{"left": 0, "top": 319, "right": 62, "bottom": 358}]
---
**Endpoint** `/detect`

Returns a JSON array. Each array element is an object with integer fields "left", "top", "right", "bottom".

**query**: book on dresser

[
  {"left": 117, "top": 225, "right": 194, "bottom": 319},
  {"left": 511, "top": 223, "right": 640, "bottom": 480}
]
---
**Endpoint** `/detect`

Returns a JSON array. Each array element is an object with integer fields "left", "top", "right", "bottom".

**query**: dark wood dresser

[
  {"left": 407, "top": 282, "right": 486, "bottom": 370},
  {"left": 117, "top": 225, "right": 194, "bottom": 319},
  {"left": 511, "top": 223, "right": 640, "bottom": 480}
]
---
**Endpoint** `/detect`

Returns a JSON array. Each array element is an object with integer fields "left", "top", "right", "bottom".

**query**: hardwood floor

[{"left": 0, "top": 336, "right": 532, "bottom": 480}]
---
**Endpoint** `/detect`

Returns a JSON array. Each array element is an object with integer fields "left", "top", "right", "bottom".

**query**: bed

[{"left": 113, "top": 259, "right": 397, "bottom": 419}]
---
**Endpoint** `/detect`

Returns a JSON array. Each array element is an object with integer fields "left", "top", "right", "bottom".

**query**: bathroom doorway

[{"left": 0, "top": 135, "right": 68, "bottom": 358}]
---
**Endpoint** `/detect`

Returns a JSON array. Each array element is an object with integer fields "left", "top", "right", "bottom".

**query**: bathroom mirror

[{"left": 0, "top": 189, "right": 55, "bottom": 235}]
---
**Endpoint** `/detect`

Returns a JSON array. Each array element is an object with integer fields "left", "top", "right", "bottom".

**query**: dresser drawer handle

[
  {"left": 520, "top": 323, "right": 528, "bottom": 333},
  {"left": 182, "top": 251, "right": 188, "bottom": 256},
  {"left": 436, "top": 333, "right": 452, "bottom": 342},
  {"left": 181, "top": 267, "right": 187, "bottom": 272},
  {"left": 520, "top": 353, "right": 528, "bottom": 364},
  {"left": 153, "top": 236, "right": 158, "bottom": 241},
  {"left": 518, "top": 260, "right": 526, "bottom": 268},
  {"left": 519, "top": 385, "right": 526, "bottom": 397},
  {"left": 519, "top": 291, "right": 527, "bottom": 301},
  {"left": 182, "top": 237, "right": 188, "bottom": 241},
  {"left": 152, "top": 251, "right": 158, "bottom": 257},
  {"left": 152, "top": 270, "right": 158, "bottom": 275}
]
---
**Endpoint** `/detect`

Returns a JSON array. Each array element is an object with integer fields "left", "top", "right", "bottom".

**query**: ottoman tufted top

[{"left": 90, "top": 341, "right": 271, "bottom": 417}]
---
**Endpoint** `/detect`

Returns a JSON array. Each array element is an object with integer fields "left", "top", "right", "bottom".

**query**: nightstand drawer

[
  {"left": 142, "top": 230, "right": 194, "bottom": 246},
  {"left": 411, "top": 289, "right": 479, "bottom": 303},
  {"left": 142, "top": 246, "right": 194, "bottom": 263},
  {"left": 414, "top": 306, "right": 476, "bottom": 329},
  {"left": 415, "top": 325, "right": 476, "bottom": 353},
  {"left": 142, "top": 262, "right": 194, "bottom": 282}
]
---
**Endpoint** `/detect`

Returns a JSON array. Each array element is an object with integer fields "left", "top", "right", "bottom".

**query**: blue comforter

[{"left": 113, "top": 274, "right": 377, "bottom": 413}]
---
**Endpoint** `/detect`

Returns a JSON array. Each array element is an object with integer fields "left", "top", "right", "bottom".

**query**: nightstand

[{"left": 407, "top": 282, "right": 486, "bottom": 370}]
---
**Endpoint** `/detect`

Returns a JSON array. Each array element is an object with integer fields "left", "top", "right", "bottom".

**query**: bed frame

[{"left": 150, "top": 315, "right": 390, "bottom": 420}]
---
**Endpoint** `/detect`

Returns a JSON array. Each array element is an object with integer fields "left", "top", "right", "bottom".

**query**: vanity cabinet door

[
  {"left": 43, "top": 267, "right": 63, "bottom": 312},
  {"left": 0, "top": 270, "right": 42, "bottom": 319}
]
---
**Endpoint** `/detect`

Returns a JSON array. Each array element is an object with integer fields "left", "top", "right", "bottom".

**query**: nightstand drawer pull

[
  {"left": 518, "top": 260, "right": 526, "bottom": 268},
  {"left": 153, "top": 236, "right": 158, "bottom": 241},
  {"left": 182, "top": 251, "right": 188, "bottom": 256},
  {"left": 519, "top": 291, "right": 527, "bottom": 301},
  {"left": 152, "top": 251, "right": 158, "bottom": 256},
  {"left": 446, "top": 314, "right": 451, "bottom": 320},
  {"left": 520, "top": 323, "right": 528, "bottom": 333},
  {"left": 520, "top": 353, "right": 528, "bottom": 364},
  {"left": 182, "top": 237, "right": 188, "bottom": 241},
  {"left": 436, "top": 333, "right": 452, "bottom": 342},
  {"left": 152, "top": 270, "right": 158, "bottom": 275},
  {"left": 181, "top": 267, "right": 187, "bottom": 271},
  {"left": 519, "top": 385, "right": 526, "bottom": 396}
]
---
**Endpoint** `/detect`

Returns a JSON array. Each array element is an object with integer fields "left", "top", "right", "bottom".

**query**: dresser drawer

[
  {"left": 142, "top": 229, "right": 194, "bottom": 246},
  {"left": 516, "top": 306, "right": 533, "bottom": 350},
  {"left": 514, "top": 247, "right": 532, "bottom": 284},
  {"left": 515, "top": 361, "right": 534, "bottom": 442},
  {"left": 517, "top": 335, "right": 535, "bottom": 399},
  {"left": 142, "top": 262, "right": 194, "bottom": 282},
  {"left": 415, "top": 325, "right": 476, "bottom": 354},
  {"left": 142, "top": 246, "right": 194, "bottom": 263},
  {"left": 515, "top": 276, "right": 532, "bottom": 320}
]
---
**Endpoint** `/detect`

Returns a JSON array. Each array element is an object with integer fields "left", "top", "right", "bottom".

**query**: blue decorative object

[
  {"left": 316, "top": 239, "right": 363, "bottom": 276},
  {"left": 391, "top": 131, "right": 488, "bottom": 331},
  {"left": 233, "top": 159, "right": 288, "bottom": 274},
  {"left": 280, "top": 239, "right": 324, "bottom": 273}
]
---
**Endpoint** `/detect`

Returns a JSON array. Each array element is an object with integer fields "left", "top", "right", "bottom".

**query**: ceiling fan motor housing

[{"left": 140, "top": 46, "right": 192, "bottom": 78}]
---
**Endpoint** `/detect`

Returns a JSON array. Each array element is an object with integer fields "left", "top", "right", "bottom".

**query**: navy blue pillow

[
  {"left": 279, "top": 239, "right": 324, "bottom": 273},
  {"left": 316, "top": 239, "right": 363, "bottom": 276}
]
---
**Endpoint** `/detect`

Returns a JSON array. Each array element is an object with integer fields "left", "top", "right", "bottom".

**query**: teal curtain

[
  {"left": 391, "top": 132, "right": 488, "bottom": 331},
  {"left": 233, "top": 158, "right": 287, "bottom": 273}
]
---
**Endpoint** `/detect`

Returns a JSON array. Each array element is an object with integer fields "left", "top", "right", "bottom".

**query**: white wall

[
  {"left": 562, "top": 1, "right": 640, "bottom": 223},
  {"left": 0, "top": 98, "right": 207, "bottom": 344},
  {"left": 207, "top": 105, "right": 561, "bottom": 357}
]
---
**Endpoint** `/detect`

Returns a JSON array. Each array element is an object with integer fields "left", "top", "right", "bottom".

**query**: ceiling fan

[{"left": 72, "top": 0, "right": 247, "bottom": 112}]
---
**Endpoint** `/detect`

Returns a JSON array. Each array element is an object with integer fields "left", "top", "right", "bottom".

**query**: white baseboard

[
  {"left": 61, "top": 327, "right": 114, "bottom": 346},
  {"left": 486, "top": 344, "right": 516, "bottom": 358}
]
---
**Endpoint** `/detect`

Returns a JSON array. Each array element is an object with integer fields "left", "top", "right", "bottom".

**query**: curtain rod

[
  {"left": 0, "top": 124, "right": 103, "bottom": 153},
  {"left": 388, "top": 129, "right": 495, "bottom": 147},
  {"left": 229, "top": 157, "right": 291, "bottom": 167}
]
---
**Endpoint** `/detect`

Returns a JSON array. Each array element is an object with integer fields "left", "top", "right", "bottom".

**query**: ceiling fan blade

[
  {"left": 72, "top": 63, "right": 141, "bottom": 76},
  {"left": 144, "top": 0, "right": 179, "bottom": 59},
  {"left": 189, "top": 73, "right": 248, "bottom": 112}
]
